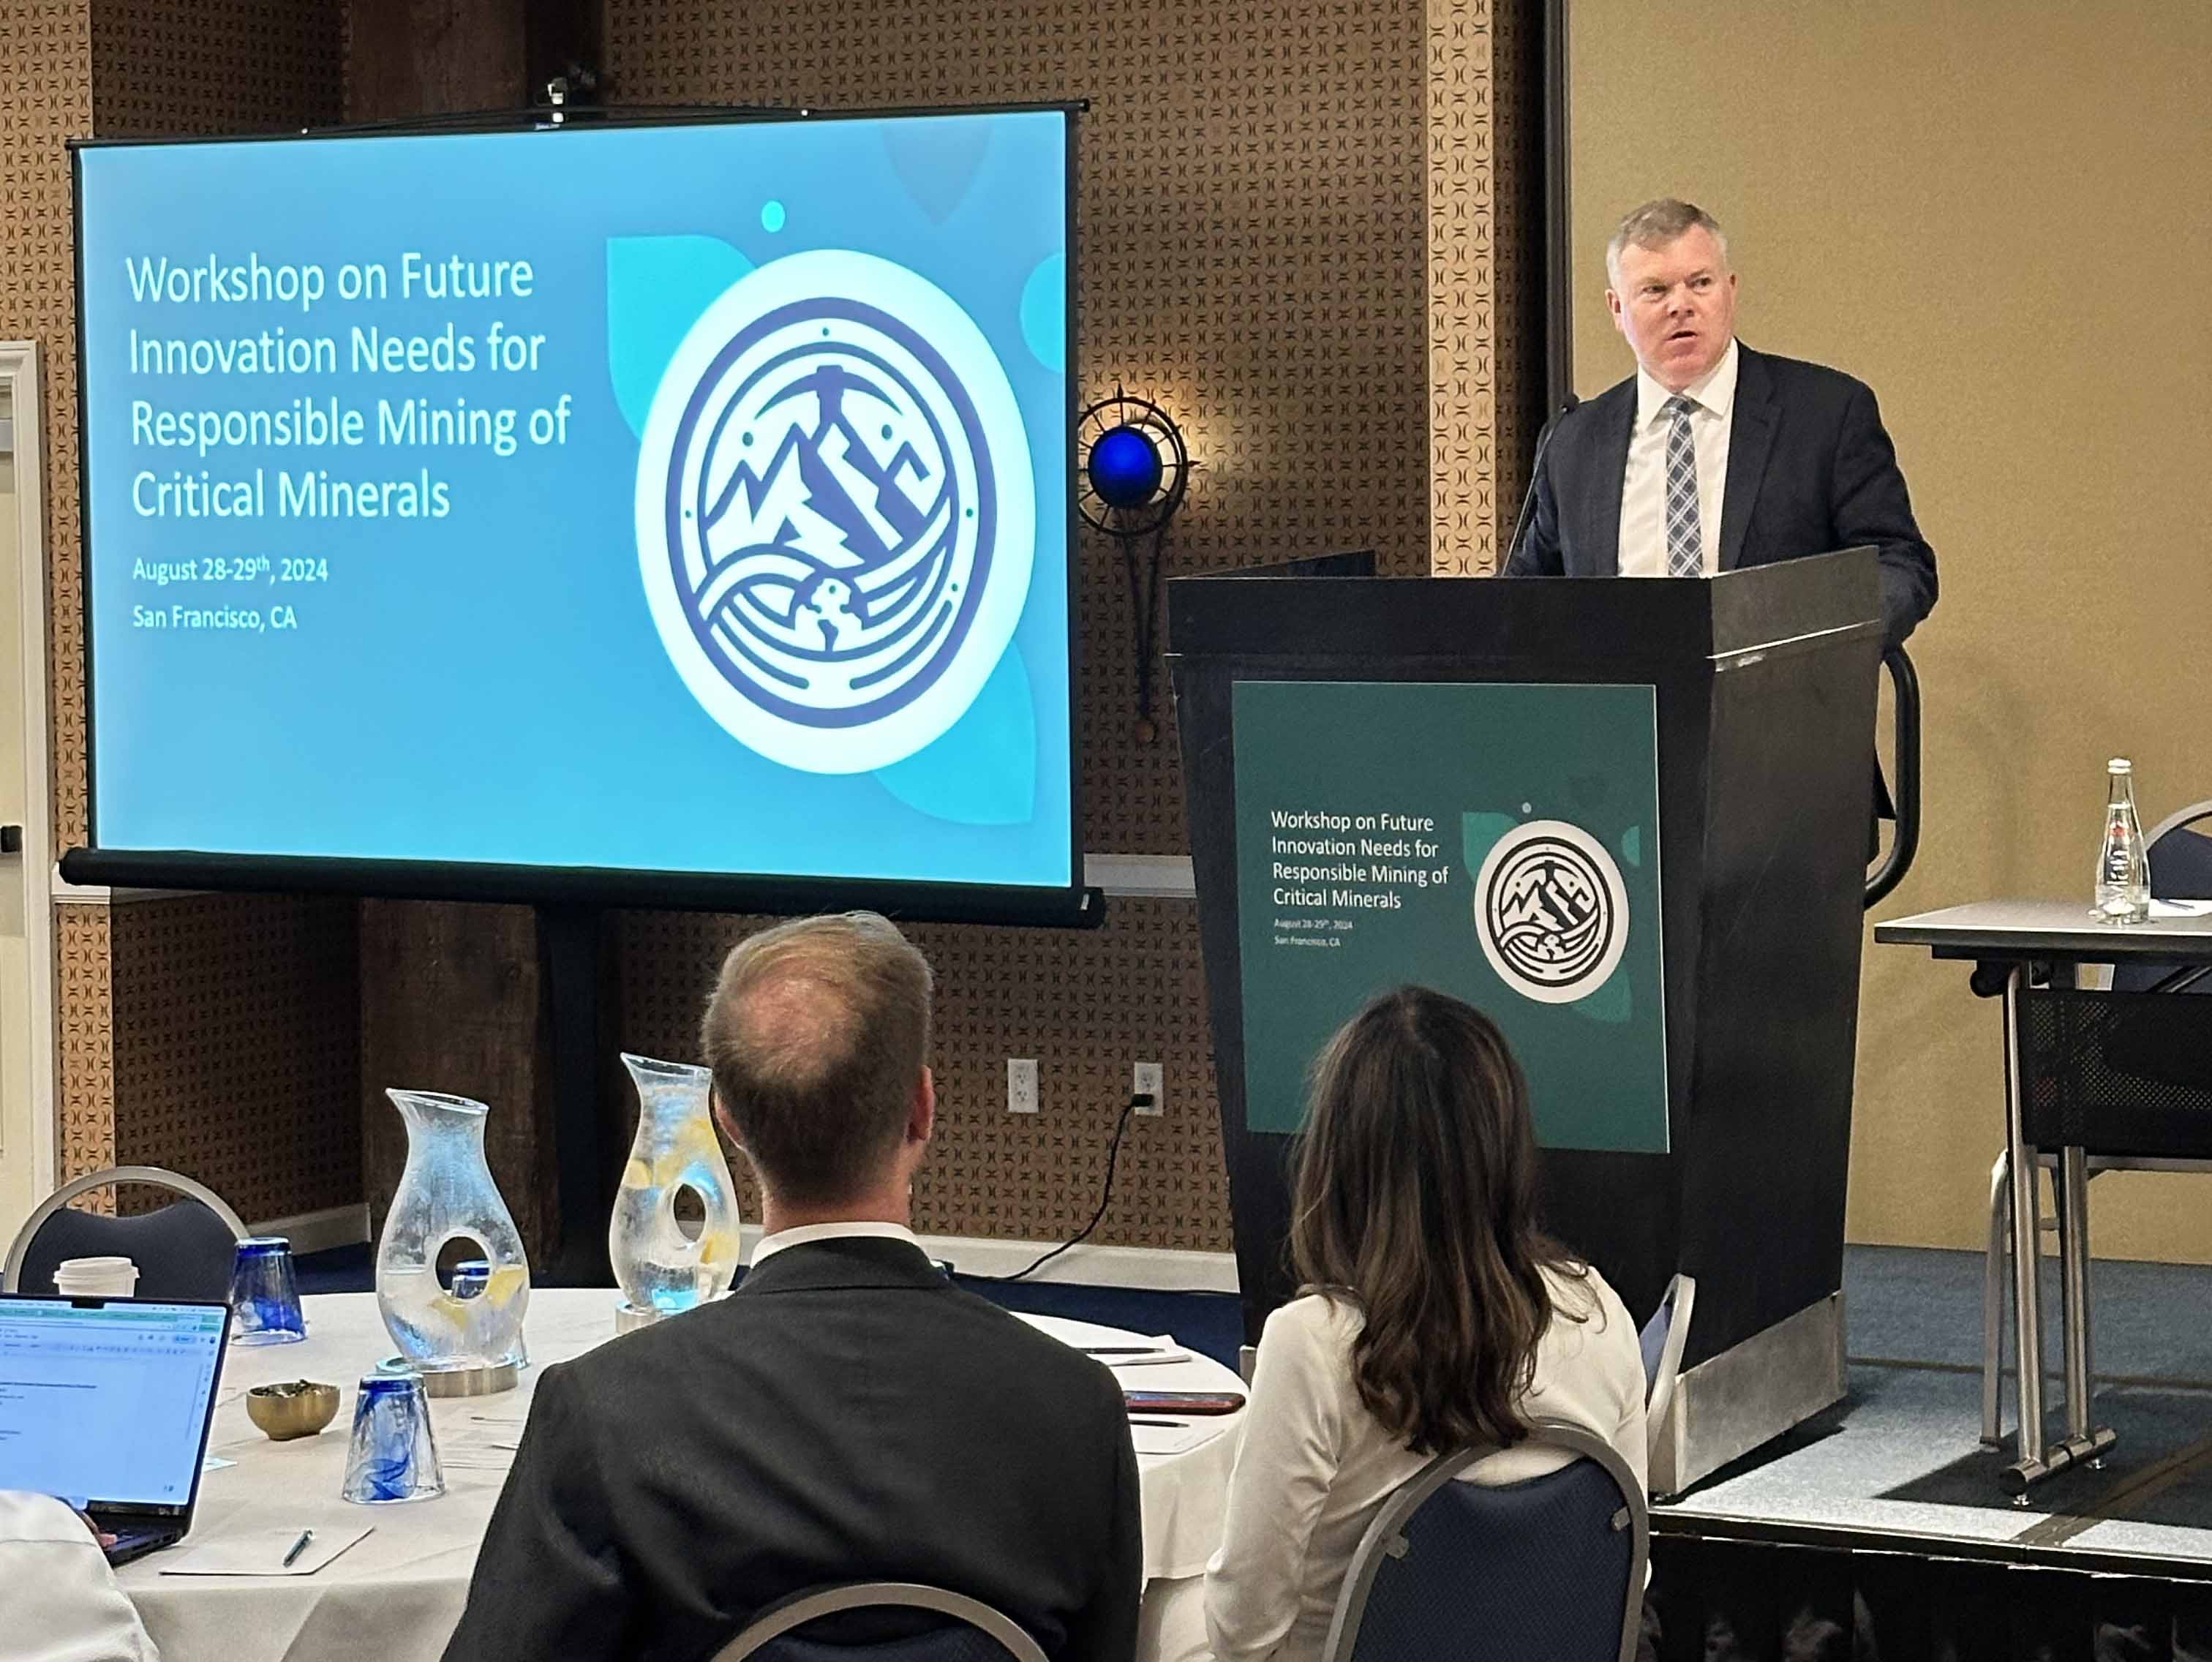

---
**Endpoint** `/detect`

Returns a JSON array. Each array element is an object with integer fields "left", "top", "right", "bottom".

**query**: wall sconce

[{"left": 1077, "top": 387, "right": 1192, "bottom": 745}]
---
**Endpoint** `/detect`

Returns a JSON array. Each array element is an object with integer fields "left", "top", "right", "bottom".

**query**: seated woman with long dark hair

[{"left": 1147, "top": 985, "right": 1647, "bottom": 1662}]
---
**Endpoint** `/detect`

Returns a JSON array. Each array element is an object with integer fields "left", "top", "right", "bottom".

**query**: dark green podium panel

[{"left": 1232, "top": 679, "right": 1668, "bottom": 1154}]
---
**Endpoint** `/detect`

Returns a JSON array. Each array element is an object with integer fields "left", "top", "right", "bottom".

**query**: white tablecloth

[{"left": 118, "top": 1288, "right": 1244, "bottom": 1662}]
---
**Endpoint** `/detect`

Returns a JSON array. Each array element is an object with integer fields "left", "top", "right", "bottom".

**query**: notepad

[{"left": 159, "top": 1524, "right": 372, "bottom": 1576}]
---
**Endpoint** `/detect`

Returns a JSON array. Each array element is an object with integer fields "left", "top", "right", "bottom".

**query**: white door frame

[{"left": 0, "top": 341, "right": 59, "bottom": 1237}]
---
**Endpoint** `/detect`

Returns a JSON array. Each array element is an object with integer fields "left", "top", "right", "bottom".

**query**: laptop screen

[{"left": 0, "top": 1297, "right": 228, "bottom": 1514}]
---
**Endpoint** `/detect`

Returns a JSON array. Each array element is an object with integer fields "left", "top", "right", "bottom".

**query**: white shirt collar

[
  {"left": 1636, "top": 336, "right": 1740, "bottom": 426},
  {"left": 750, "top": 1219, "right": 923, "bottom": 1266}
]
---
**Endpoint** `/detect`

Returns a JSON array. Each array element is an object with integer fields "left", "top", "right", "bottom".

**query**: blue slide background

[{"left": 76, "top": 110, "right": 1072, "bottom": 888}]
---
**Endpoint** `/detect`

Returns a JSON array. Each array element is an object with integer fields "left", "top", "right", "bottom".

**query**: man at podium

[{"left": 1505, "top": 198, "right": 1937, "bottom": 652}]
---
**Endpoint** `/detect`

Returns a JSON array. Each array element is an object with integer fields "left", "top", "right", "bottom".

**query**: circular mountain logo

[
  {"left": 635, "top": 250, "right": 1034, "bottom": 773},
  {"left": 1472, "top": 819, "right": 1629, "bottom": 1004}
]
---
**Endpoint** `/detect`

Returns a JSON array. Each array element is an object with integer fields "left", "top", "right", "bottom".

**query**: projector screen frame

[{"left": 62, "top": 100, "right": 1101, "bottom": 931}]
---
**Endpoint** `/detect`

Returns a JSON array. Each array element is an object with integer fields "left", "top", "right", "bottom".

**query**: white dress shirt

[
  {"left": 0, "top": 1490, "right": 161, "bottom": 1662},
  {"left": 1200, "top": 1266, "right": 1648, "bottom": 1662},
  {"left": 1617, "top": 337, "right": 1739, "bottom": 577},
  {"left": 749, "top": 1219, "right": 923, "bottom": 1266}
]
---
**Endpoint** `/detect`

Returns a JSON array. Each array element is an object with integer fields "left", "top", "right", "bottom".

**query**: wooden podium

[{"left": 1166, "top": 547, "right": 1884, "bottom": 1491}]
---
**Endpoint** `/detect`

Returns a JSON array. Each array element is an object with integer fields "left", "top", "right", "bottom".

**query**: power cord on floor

[{"left": 990, "top": 1091, "right": 1151, "bottom": 1283}]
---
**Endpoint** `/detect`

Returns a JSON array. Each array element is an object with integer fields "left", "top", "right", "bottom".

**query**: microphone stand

[{"left": 1500, "top": 394, "right": 1581, "bottom": 571}]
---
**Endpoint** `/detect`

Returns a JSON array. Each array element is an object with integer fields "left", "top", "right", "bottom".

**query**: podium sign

[{"left": 1231, "top": 679, "right": 1669, "bottom": 1151}]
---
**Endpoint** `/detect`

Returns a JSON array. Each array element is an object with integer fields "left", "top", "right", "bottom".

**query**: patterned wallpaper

[
  {"left": 1426, "top": 0, "right": 1539, "bottom": 576},
  {"left": 2, "top": 0, "right": 358, "bottom": 1213},
  {"left": 619, "top": 899, "right": 1224, "bottom": 1246},
  {"left": 3, "top": 0, "right": 101, "bottom": 1187},
  {"left": 110, "top": 896, "right": 361, "bottom": 1222}
]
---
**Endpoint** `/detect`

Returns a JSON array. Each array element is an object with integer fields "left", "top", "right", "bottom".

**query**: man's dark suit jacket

[
  {"left": 1504, "top": 344, "right": 1937, "bottom": 650},
  {"left": 441, "top": 1236, "right": 1143, "bottom": 1662}
]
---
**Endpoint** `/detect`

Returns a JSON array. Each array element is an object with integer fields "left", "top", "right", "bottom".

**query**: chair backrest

[
  {"left": 1638, "top": 1273, "right": 1696, "bottom": 1435},
  {"left": 710, "top": 1584, "right": 1048, "bottom": 1662},
  {"left": 3, "top": 1166, "right": 248, "bottom": 1298},
  {"left": 1321, "top": 1418, "right": 1647, "bottom": 1662},
  {"left": 2113, "top": 801, "right": 2212, "bottom": 994}
]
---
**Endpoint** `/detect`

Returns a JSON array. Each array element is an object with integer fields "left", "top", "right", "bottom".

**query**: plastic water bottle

[{"left": 2093, "top": 758, "right": 2149, "bottom": 924}]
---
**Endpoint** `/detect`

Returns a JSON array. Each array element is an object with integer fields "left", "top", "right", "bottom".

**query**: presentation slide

[{"left": 75, "top": 109, "right": 1074, "bottom": 894}]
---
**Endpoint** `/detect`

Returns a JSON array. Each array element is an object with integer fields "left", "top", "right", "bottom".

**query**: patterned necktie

[{"left": 1663, "top": 393, "right": 1703, "bottom": 577}]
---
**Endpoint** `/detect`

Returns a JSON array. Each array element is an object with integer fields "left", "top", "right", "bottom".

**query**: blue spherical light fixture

[
  {"left": 1088, "top": 424, "right": 1164, "bottom": 511},
  {"left": 1075, "top": 387, "right": 1190, "bottom": 538},
  {"left": 1075, "top": 387, "right": 1195, "bottom": 745}
]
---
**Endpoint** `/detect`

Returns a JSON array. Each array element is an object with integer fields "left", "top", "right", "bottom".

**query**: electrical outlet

[
  {"left": 1007, "top": 1057, "right": 1039, "bottom": 1114},
  {"left": 1133, "top": 1061, "right": 1165, "bottom": 1116}
]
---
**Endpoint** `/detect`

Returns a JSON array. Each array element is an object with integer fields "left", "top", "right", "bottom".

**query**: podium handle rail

[{"left": 1865, "top": 644, "right": 1922, "bottom": 911}]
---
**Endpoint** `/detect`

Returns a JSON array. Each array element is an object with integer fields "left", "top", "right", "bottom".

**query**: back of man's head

[{"left": 699, "top": 911, "right": 933, "bottom": 1208}]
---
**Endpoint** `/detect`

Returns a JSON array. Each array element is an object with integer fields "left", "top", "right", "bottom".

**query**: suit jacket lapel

[
  {"left": 1718, "top": 347, "right": 1776, "bottom": 571},
  {"left": 1581, "top": 383, "right": 1633, "bottom": 576}
]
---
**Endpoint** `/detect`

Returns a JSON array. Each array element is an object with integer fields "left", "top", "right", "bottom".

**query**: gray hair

[
  {"left": 1605, "top": 198, "right": 1729, "bottom": 286},
  {"left": 700, "top": 911, "right": 934, "bottom": 1206}
]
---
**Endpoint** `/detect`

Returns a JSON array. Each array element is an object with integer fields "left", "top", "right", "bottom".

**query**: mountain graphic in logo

[
  {"left": 636, "top": 251, "right": 1034, "bottom": 775},
  {"left": 1473, "top": 820, "right": 1630, "bottom": 1004}
]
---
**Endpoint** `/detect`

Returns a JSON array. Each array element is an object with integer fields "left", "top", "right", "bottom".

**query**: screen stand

[{"left": 541, "top": 901, "right": 617, "bottom": 1287}]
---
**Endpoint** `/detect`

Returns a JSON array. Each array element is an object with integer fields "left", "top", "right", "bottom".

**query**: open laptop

[{"left": 0, "top": 1294, "right": 230, "bottom": 1565}]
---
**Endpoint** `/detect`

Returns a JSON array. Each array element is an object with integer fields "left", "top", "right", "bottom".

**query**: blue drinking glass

[
  {"left": 340, "top": 1370, "right": 445, "bottom": 1505},
  {"left": 228, "top": 1236, "right": 307, "bottom": 1345}
]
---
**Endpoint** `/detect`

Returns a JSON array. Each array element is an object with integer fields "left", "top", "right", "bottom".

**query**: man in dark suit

[
  {"left": 443, "top": 912, "right": 1142, "bottom": 1662},
  {"left": 1505, "top": 198, "right": 1936, "bottom": 651}
]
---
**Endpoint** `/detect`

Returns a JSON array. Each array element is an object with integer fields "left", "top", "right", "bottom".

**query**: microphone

[{"left": 1502, "top": 394, "right": 1580, "bottom": 572}]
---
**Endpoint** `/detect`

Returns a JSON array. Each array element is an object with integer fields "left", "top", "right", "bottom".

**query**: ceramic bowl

[{"left": 246, "top": 1379, "right": 340, "bottom": 1440}]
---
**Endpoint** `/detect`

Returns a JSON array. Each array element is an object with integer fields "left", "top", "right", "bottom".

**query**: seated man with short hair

[{"left": 443, "top": 912, "right": 1142, "bottom": 1662}]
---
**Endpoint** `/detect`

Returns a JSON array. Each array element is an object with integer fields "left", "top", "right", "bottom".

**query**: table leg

[
  {"left": 1982, "top": 1151, "right": 2010, "bottom": 1449},
  {"left": 2056, "top": 1146, "right": 2092, "bottom": 1440},
  {"left": 2001, "top": 967, "right": 2047, "bottom": 1500},
  {"left": 1997, "top": 972, "right": 2119, "bottom": 1499},
  {"left": 2053, "top": 1143, "right": 2118, "bottom": 1474}
]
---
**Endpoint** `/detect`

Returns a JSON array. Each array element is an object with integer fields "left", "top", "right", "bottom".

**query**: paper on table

[
  {"left": 1131, "top": 1421, "right": 1231, "bottom": 1457},
  {"left": 1103, "top": 1345, "right": 1193, "bottom": 1369},
  {"left": 437, "top": 1418, "right": 525, "bottom": 1471},
  {"left": 201, "top": 1455, "right": 235, "bottom": 1473},
  {"left": 159, "top": 1525, "right": 372, "bottom": 1577},
  {"left": 2150, "top": 898, "right": 2212, "bottom": 918}
]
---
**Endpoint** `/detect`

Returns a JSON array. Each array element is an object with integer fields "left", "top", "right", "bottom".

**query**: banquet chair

[
  {"left": 1320, "top": 1418, "right": 1646, "bottom": 1662},
  {"left": 711, "top": 1584, "right": 1049, "bottom": 1662},
  {"left": 1638, "top": 1274, "right": 1695, "bottom": 1476},
  {"left": 1978, "top": 799, "right": 2212, "bottom": 1445},
  {"left": 3, "top": 1165, "right": 248, "bottom": 1300}
]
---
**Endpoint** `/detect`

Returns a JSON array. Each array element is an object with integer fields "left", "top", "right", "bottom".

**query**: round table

[{"left": 119, "top": 1287, "right": 1246, "bottom": 1662}]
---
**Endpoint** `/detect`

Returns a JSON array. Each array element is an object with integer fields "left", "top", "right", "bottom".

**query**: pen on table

[
  {"left": 1128, "top": 1417, "right": 1190, "bottom": 1429},
  {"left": 1083, "top": 1346, "right": 1170, "bottom": 1355},
  {"left": 281, "top": 1528, "right": 314, "bottom": 1568}
]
